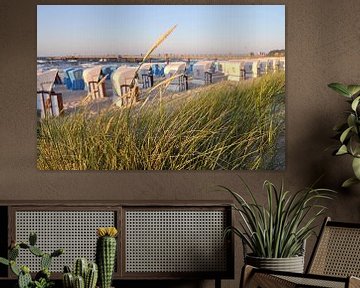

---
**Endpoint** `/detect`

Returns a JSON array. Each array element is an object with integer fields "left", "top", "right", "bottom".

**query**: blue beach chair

[
  {"left": 63, "top": 67, "right": 75, "bottom": 89},
  {"left": 68, "top": 68, "right": 85, "bottom": 90},
  {"left": 101, "top": 65, "right": 118, "bottom": 80}
]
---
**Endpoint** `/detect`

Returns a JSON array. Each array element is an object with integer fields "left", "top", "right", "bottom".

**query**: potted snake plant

[{"left": 222, "top": 179, "right": 334, "bottom": 273}]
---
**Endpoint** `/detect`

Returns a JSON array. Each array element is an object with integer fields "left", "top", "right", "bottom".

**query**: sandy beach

[{"left": 53, "top": 75, "right": 228, "bottom": 115}]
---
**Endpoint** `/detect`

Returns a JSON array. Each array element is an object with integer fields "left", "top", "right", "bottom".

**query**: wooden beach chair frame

[
  {"left": 37, "top": 90, "right": 64, "bottom": 118},
  {"left": 241, "top": 217, "right": 360, "bottom": 288},
  {"left": 87, "top": 80, "right": 106, "bottom": 99}
]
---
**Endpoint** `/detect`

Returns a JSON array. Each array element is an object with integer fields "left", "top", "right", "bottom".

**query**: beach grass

[{"left": 37, "top": 72, "right": 285, "bottom": 170}]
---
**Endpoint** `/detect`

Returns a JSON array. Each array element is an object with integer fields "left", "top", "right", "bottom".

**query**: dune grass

[{"left": 37, "top": 72, "right": 285, "bottom": 170}]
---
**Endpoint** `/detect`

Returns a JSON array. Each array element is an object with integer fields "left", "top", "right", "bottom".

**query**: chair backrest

[{"left": 307, "top": 217, "right": 360, "bottom": 278}]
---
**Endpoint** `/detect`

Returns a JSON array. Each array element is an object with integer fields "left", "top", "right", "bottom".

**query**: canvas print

[{"left": 37, "top": 5, "right": 285, "bottom": 170}]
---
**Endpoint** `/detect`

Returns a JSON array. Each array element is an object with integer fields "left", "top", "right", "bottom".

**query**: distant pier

[{"left": 37, "top": 54, "right": 273, "bottom": 63}]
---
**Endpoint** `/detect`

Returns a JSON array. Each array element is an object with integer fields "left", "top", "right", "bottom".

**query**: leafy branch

[{"left": 328, "top": 83, "right": 360, "bottom": 187}]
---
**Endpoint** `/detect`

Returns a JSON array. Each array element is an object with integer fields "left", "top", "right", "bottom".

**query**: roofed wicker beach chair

[
  {"left": 37, "top": 69, "right": 64, "bottom": 118},
  {"left": 241, "top": 217, "right": 360, "bottom": 288}
]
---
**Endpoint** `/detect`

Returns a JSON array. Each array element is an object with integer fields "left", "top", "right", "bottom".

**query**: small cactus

[
  {"left": 96, "top": 227, "right": 118, "bottom": 288},
  {"left": 19, "top": 243, "right": 30, "bottom": 249},
  {"left": 74, "top": 258, "right": 88, "bottom": 279},
  {"left": 0, "top": 257, "right": 9, "bottom": 266},
  {"left": 10, "top": 260, "right": 20, "bottom": 276},
  {"left": 29, "top": 232, "right": 37, "bottom": 246},
  {"left": 74, "top": 275, "right": 85, "bottom": 288},
  {"left": 0, "top": 232, "right": 63, "bottom": 288},
  {"left": 9, "top": 247, "right": 19, "bottom": 260},
  {"left": 85, "top": 263, "right": 98, "bottom": 288},
  {"left": 63, "top": 259, "right": 98, "bottom": 288},
  {"left": 29, "top": 246, "right": 44, "bottom": 257},
  {"left": 64, "top": 265, "right": 72, "bottom": 273},
  {"left": 18, "top": 269, "right": 32, "bottom": 288},
  {"left": 63, "top": 272, "right": 74, "bottom": 288},
  {"left": 51, "top": 248, "right": 64, "bottom": 258},
  {"left": 21, "top": 265, "right": 30, "bottom": 274},
  {"left": 41, "top": 253, "right": 52, "bottom": 270},
  {"left": 35, "top": 268, "right": 50, "bottom": 281}
]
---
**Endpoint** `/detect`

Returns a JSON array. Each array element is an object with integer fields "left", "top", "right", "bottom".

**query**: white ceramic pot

[{"left": 245, "top": 254, "right": 305, "bottom": 273}]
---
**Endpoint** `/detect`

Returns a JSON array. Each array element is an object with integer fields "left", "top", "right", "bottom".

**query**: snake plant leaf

[
  {"left": 340, "top": 127, "right": 352, "bottom": 143},
  {"left": 336, "top": 145, "right": 348, "bottom": 155},
  {"left": 351, "top": 96, "right": 360, "bottom": 111},
  {"left": 347, "top": 85, "right": 360, "bottom": 97},
  {"left": 222, "top": 180, "right": 335, "bottom": 258},
  {"left": 352, "top": 157, "right": 360, "bottom": 179},
  {"left": 328, "top": 83, "right": 352, "bottom": 97},
  {"left": 342, "top": 177, "right": 360, "bottom": 188}
]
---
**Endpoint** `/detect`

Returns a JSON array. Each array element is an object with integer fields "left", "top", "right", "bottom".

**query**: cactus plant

[
  {"left": 33, "top": 278, "right": 54, "bottom": 288},
  {"left": 74, "top": 275, "right": 85, "bottom": 288},
  {"left": 29, "top": 232, "right": 37, "bottom": 246},
  {"left": 41, "top": 253, "right": 52, "bottom": 270},
  {"left": 35, "top": 268, "right": 50, "bottom": 282},
  {"left": 10, "top": 260, "right": 21, "bottom": 276},
  {"left": 96, "top": 227, "right": 118, "bottom": 288},
  {"left": 9, "top": 247, "right": 19, "bottom": 260},
  {"left": 29, "top": 246, "right": 44, "bottom": 257},
  {"left": 74, "top": 258, "right": 88, "bottom": 279},
  {"left": 62, "top": 259, "right": 98, "bottom": 288},
  {"left": 19, "top": 269, "right": 32, "bottom": 288},
  {"left": 63, "top": 272, "right": 74, "bottom": 288},
  {"left": 0, "top": 232, "right": 63, "bottom": 288},
  {"left": 85, "top": 262, "right": 98, "bottom": 288}
]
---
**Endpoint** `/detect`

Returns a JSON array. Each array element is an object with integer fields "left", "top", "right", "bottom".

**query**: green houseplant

[
  {"left": 62, "top": 258, "right": 98, "bottom": 288},
  {"left": 222, "top": 180, "right": 334, "bottom": 272},
  {"left": 96, "top": 227, "right": 118, "bottom": 288},
  {"left": 328, "top": 83, "right": 360, "bottom": 187},
  {"left": 0, "top": 232, "right": 63, "bottom": 288}
]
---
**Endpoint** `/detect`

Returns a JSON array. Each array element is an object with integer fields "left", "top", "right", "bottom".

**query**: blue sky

[{"left": 37, "top": 5, "right": 285, "bottom": 57}]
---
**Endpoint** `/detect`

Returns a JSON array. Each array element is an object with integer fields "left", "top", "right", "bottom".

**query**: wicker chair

[{"left": 241, "top": 217, "right": 360, "bottom": 288}]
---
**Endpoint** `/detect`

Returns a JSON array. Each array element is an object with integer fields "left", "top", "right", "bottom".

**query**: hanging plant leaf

[
  {"left": 348, "top": 135, "right": 360, "bottom": 157},
  {"left": 328, "top": 83, "right": 351, "bottom": 97},
  {"left": 351, "top": 96, "right": 360, "bottom": 111},
  {"left": 342, "top": 177, "right": 360, "bottom": 188},
  {"left": 347, "top": 85, "right": 360, "bottom": 97},
  {"left": 347, "top": 114, "right": 356, "bottom": 128},
  {"left": 352, "top": 157, "right": 360, "bottom": 179},
  {"left": 340, "top": 127, "right": 352, "bottom": 143},
  {"left": 336, "top": 145, "right": 348, "bottom": 155}
]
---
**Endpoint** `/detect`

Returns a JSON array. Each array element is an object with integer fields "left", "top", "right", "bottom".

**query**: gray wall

[{"left": 1, "top": 0, "right": 360, "bottom": 287}]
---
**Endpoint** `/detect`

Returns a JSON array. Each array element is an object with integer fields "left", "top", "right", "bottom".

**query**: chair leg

[
  {"left": 240, "top": 265, "right": 254, "bottom": 288},
  {"left": 240, "top": 265, "right": 296, "bottom": 288},
  {"left": 215, "top": 278, "right": 221, "bottom": 288}
]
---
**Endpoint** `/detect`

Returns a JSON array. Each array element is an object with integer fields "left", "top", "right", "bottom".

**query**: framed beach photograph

[{"left": 36, "top": 5, "right": 285, "bottom": 170}]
